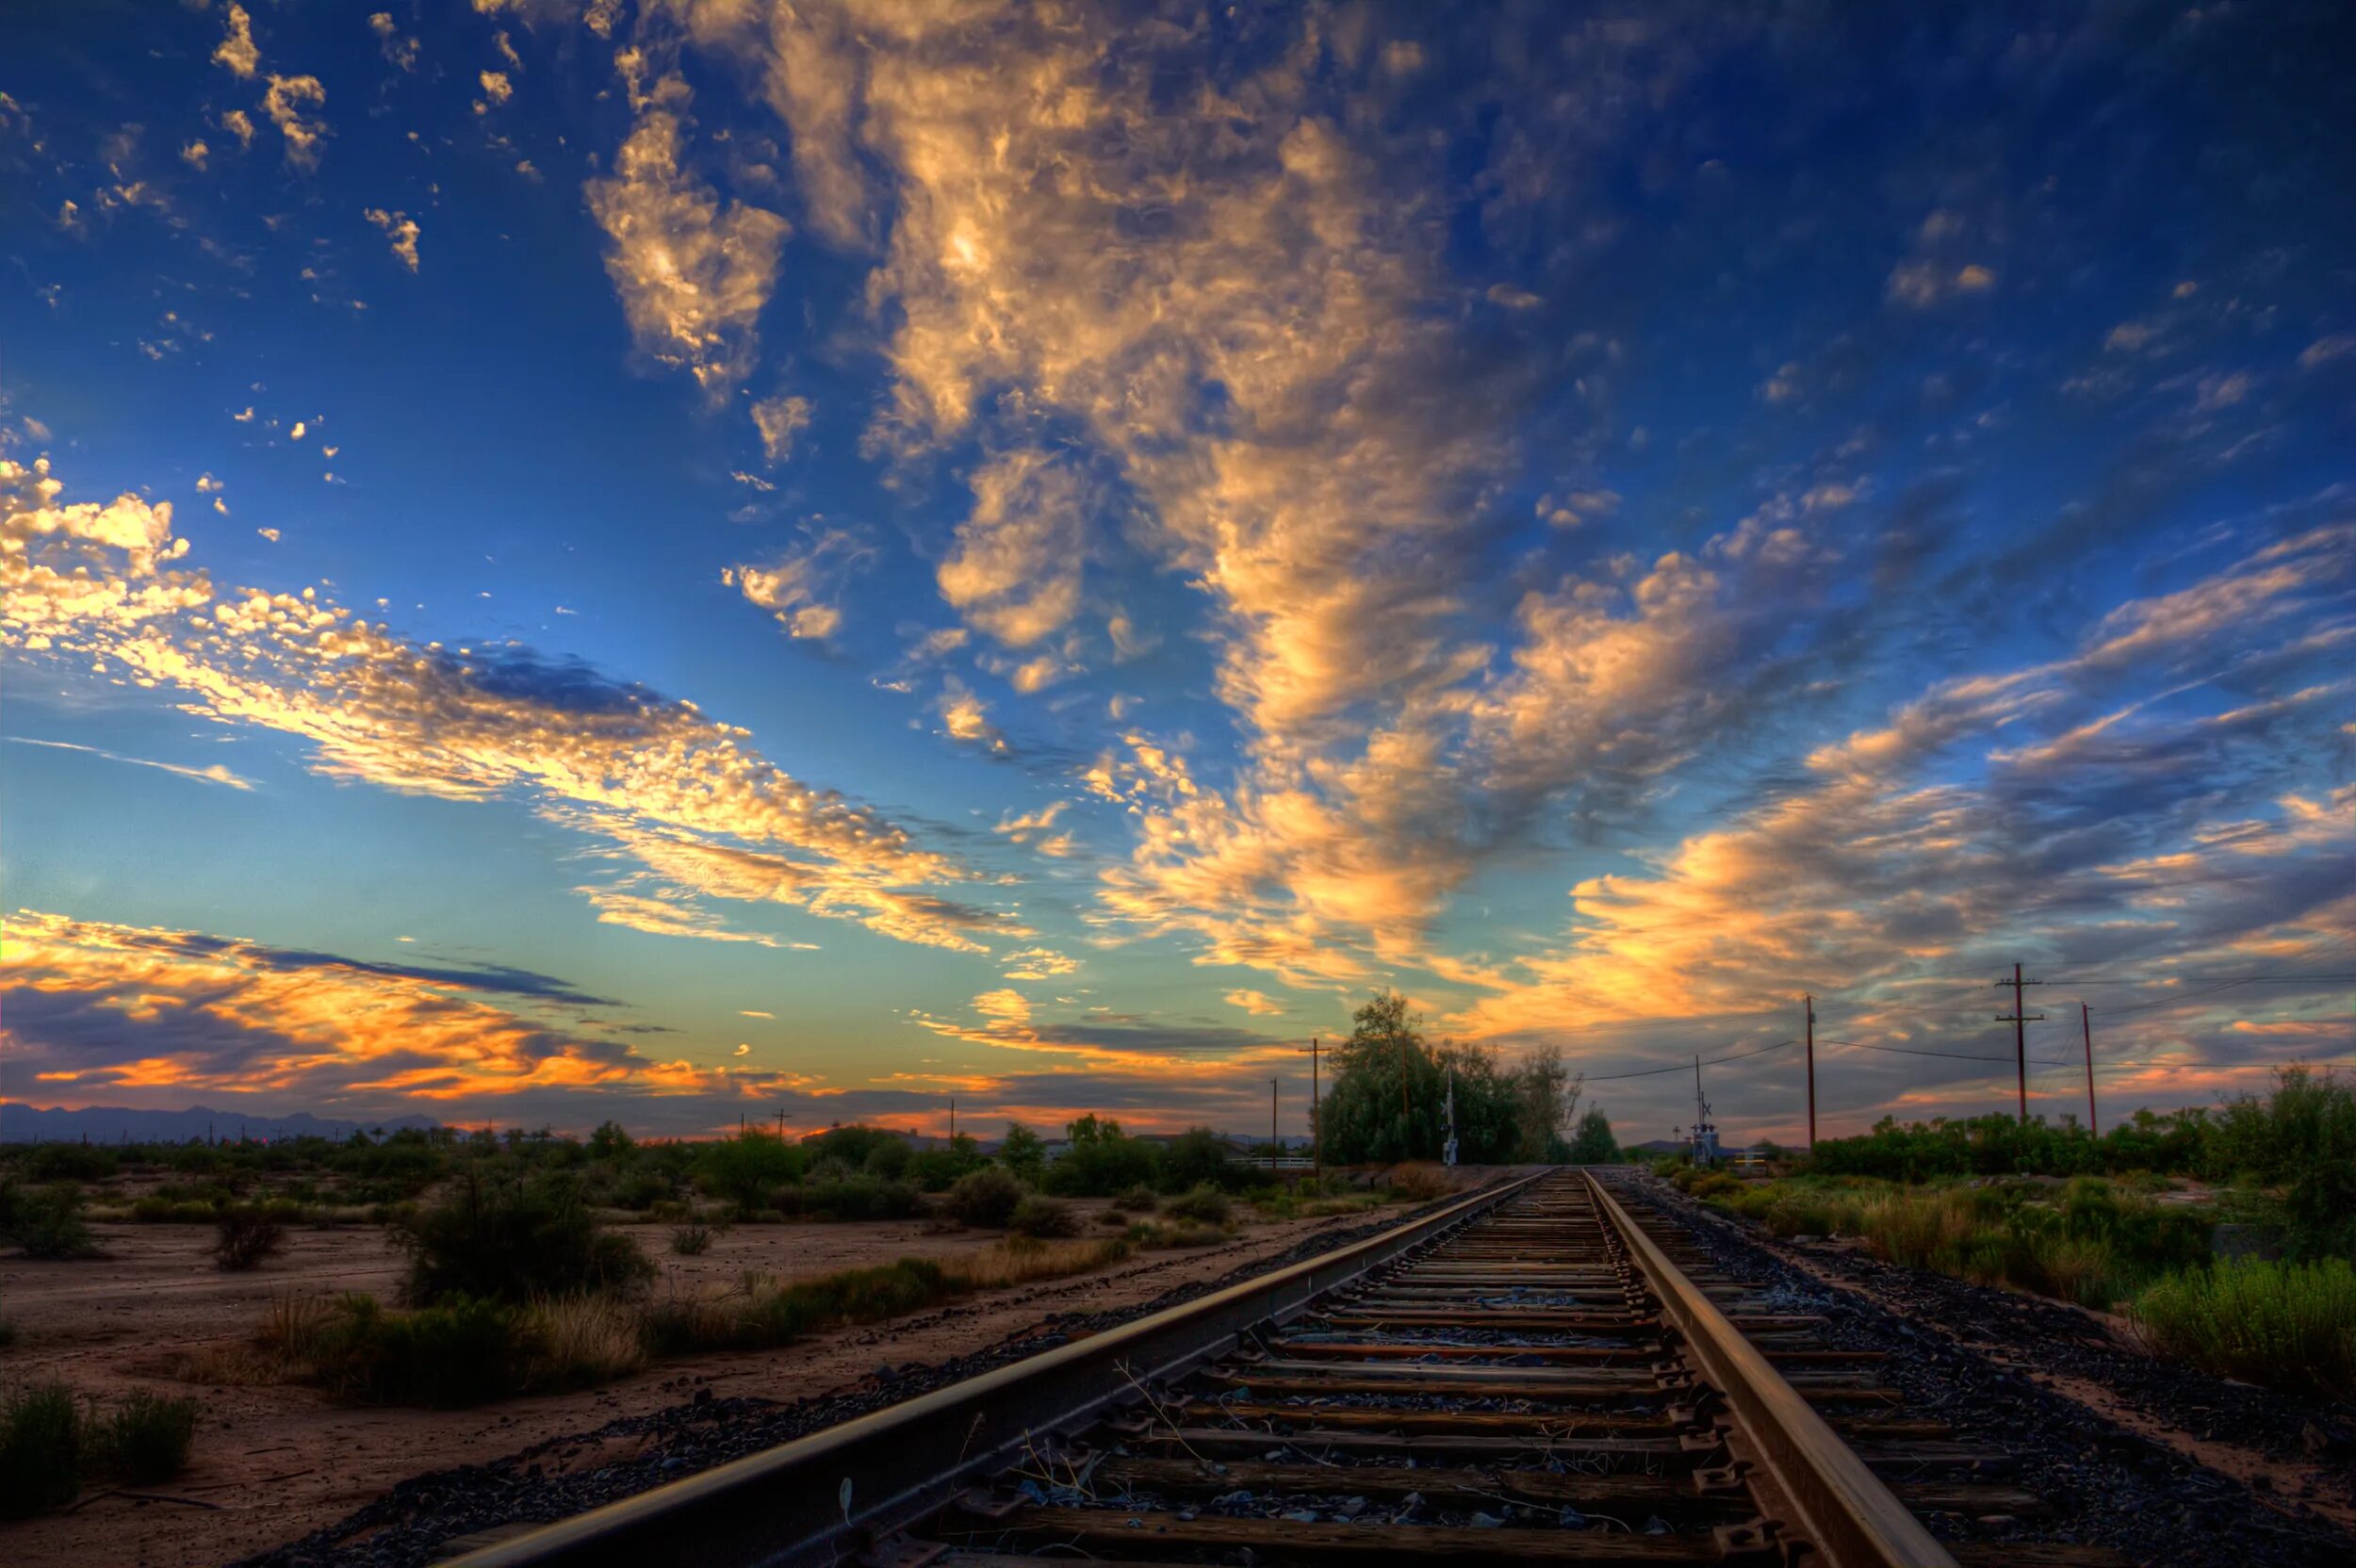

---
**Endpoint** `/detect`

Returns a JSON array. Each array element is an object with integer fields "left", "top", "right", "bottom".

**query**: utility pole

[
  {"left": 1308, "top": 1037, "right": 1320, "bottom": 1183},
  {"left": 1270, "top": 1079, "right": 1281, "bottom": 1181},
  {"left": 2080, "top": 1003, "right": 2099, "bottom": 1136},
  {"left": 1804, "top": 993, "right": 1817, "bottom": 1153},
  {"left": 1994, "top": 962, "right": 2045, "bottom": 1122},
  {"left": 949, "top": 1097, "right": 957, "bottom": 1144}
]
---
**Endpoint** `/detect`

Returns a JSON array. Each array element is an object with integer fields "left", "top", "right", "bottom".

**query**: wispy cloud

[{"left": 7, "top": 735, "right": 256, "bottom": 792}]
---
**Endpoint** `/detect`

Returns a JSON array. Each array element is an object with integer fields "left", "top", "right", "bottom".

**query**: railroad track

[{"left": 450, "top": 1170, "right": 2130, "bottom": 1568}]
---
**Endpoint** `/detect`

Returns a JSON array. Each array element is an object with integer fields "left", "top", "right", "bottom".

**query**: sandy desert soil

[{"left": 0, "top": 1202, "right": 1394, "bottom": 1567}]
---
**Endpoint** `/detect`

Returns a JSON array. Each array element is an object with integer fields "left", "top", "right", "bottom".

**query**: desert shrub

[
  {"left": 395, "top": 1168, "right": 651, "bottom": 1304},
  {"left": 2134, "top": 1257, "right": 2356, "bottom": 1398},
  {"left": 778, "top": 1177, "right": 921, "bottom": 1221},
  {"left": 529, "top": 1295, "right": 646, "bottom": 1386},
  {"left": 4, "top": 1182, "right": 97, "bottom": 1259},
  {"left": 944, "top": 1167, "right": 1025, "bottom": 1228},
  {"left": 91, "top": 1390, "right": 199, "bottom": 1484},
  {"left": 1301, "top": 1195, "right": 1380, "bottom": 1217},
  {"left": 2202, "top": 1068, "right": 2356, "bottom": 1259},
  {"left": 1108, "top": 1184, "right": 1159, "bottom": 1215},
  {"left": 131, "top": 1197, "right": 221, "bottom": 1223},
  {"left": 1008, "top": 1195, "right": 1081, "bottom": 1238},
  {"left": 0, "top": 1382, "right": 82, "bottom": 1518},
  {"left": 21, "top": 1144, "right": 117, "bottom": 1183},
  {"left": 1097, "top": 1209, "right": 1129, "bottom": 1227},
  {"left": 611, "top": 1168, "right": 676, "bottom": 1212},
  {"left": 1383, "top": 1164, "right": 1453, "bottom": 1203},
  {"left": 214, "top": 1206, "right": 286, "bottom": 1270},
  {"left": 695, "top": 1131, "right": 806, "bottom": 1215},
  {"left": 1688, "top": 1172, "right": 1744, "bottom": 1200},
  {"left": 1164, "top": 1184, "right": 1232, "bottom": 1225},
  {"left": 906, "top": 1137, "right": 988, "bottom": 1192},
  {"left": 670, "top": 1222, "right": 714, "bottom": 1255},
  {"left": 305, "top": 1293, "right": 540, "bottom": 1407}
]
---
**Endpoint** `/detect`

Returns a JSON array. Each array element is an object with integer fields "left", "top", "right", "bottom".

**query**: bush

[
  {"left": 1383, "top": 1164, "right": 1453, "bottom": 1203},
  {"left": 1164, "top": 1184, "right": 1232, "bottom": 1225},
  {"left": 695, "top": 1132, "right": 806, "bottom": 1215},
  {"left": 214, "top": 1206, "right": 286, "bottom": 1270},
  {"left": 304, "top": 1293, "right": 540, "bottom": 1407},
  {"left": 395, "top": 1168, "right": 651, "bottom": 1304},
  {"left": 1008, "top": 1195, "right": 1081, "bottom": 1238},
  {"left": 92, "top": 1390, "right": 199, "bottom": 1484},
  {"left": 777, "top": 1177, "right": 921, "bottom": 1221},
  {"left": 1109, "top": 1184, "right": 1159, "bottom": 1215},
  {"left": 2134, "top": 1258, "right": 2356, "bottom": 1399},
  {"left": 0, "top": 1382, "right": 81, "bottom": 1518},
  {"left": 21, "top": 1144, "right": 117, "bottom": 1183},
  {"left": 945, "top": 1167, "right": 1025, "bottom": 1228},
  {"left": 670, "top": 1222, "right": 714, "bottom": 1255},
  {"left": 4, "top": 1182, "right": 97, "bottom": 1259}
]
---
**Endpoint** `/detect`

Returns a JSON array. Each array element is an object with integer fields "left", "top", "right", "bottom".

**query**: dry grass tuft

[
  {"left": 945, "top": 1235, "right": 1128, "bottom": 1289},
  {"left": 530, "top": 1294, "right": 646, "bottom": 1383}
]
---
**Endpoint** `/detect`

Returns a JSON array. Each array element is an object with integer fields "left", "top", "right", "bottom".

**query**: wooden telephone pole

[
  {"left": 1994, "top": 962, "right": 2045, "bottom": 1121},
  {"left": 2080, "top": 1003, "right": 2099, "bottom": 1136},
  {"left": 1270, "top": 1079, "right": 1280, "bottom": 1180},
  {"left": 1804, "top": 993, "right": 1817, "bottom": 1152},
  {"left": 1296, "top": 1037, "right": 1322, "bottom": 1183}
]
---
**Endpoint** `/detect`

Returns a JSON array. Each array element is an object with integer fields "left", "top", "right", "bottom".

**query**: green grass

[
  {"left": 91, "top": 1390, "right": 201, "bottom": 1483},
  {"left": 1697, "top": 1173, "right": 2210, "bottom": 1309},
  {"left": 2133, "top": 1258, "right": 2356, "bottom": 1399},
  {"left": 0, "top": 1383, "right": 202, "bottom": 1517},
  {"left": 0, "top": 1383, "right": 83, "bottom": 1518}
]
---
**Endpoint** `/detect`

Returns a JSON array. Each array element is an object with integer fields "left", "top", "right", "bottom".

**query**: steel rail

[
  {"left": 1583, "top": 1169, "right": 1960, "bottom": 1568},
  {"left": 449, "top": 1169, "right": 1550, "bottom": 1568}
]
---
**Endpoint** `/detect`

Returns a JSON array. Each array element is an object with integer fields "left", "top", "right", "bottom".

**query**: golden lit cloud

[
  {"left": 586, "top": 73, "right": 788, "bottom": 396},
  {"left": 2, "top": 456, "right": 1012, "bottom": 957}
]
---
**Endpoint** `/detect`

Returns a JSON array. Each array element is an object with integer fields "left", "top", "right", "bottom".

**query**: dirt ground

[{"left": 0, "top": 1202, "right": 1393, "bottom": 1567}]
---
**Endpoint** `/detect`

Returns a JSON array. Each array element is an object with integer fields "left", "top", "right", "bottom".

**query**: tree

[
  {"left": 1567, "top": 1107, "right": 1620, "bottom": 1164},
  {"left": 1320, "top": 991, "right": 1448, "bottom": 1163},
  {"left": 587, "top": 1119, "right": 635, "bottom": 1160},
  {"left": 1066, "top": 1113, "right": 1123, "bottom": 1143},
  {"left": 1510, "top": 1043, "right": 1579, "bottom": 1162},
  {"left": 998, "top": 1121, "right": 1046, "bottom": 1182},
  {"left": 1160, "top": 1128, "right": 1235, "bottom": 1192}
]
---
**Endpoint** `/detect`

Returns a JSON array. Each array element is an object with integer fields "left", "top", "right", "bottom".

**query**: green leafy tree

[
  {"left": 997, "top": 1122, "right": 1047, "bottom": 1182},
  {"left": 696, "top": 1130, "right": 805, "bottom": 1214},
  {"left": 1508, "top": 1042, "right": 1577, "bottom": 1162},
  {"left": 1159, "top": 1128, "right": 1235, "bottom": 1192},
  {"left": 1319, "top": 991, "right": 1448, "bottom": 1163},
  {"left": 1065, "top": 1114, "right": 1124, "bottom": 1143},
  {"left": 1567, "top": 1107, "right": 1621, "bottom": 1163},
  {"left": 587, "top": 1120, "right": 635, "bottom": 1161}
]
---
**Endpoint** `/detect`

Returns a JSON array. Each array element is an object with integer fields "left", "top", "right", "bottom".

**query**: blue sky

[{"left": 2, "top": 1, "right": 2349, "bottom": 1143}]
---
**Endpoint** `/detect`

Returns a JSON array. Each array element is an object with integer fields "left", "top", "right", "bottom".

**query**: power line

[
  {"left": 1818, "top": 1037, "right": 2077, "bottom": 1067},
  {"left": 1583, "top": 1037, "right": 1796, "bottom": 1083}
]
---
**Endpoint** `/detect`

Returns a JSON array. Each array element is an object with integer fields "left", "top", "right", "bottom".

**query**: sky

[{"left": 2, "top": 0, "right": 2350, "bottom": 1147}]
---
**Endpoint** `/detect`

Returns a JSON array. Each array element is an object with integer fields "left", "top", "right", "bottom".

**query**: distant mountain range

[{"left": 0, "top": 1102, "right": 444, "bottom": 1144}]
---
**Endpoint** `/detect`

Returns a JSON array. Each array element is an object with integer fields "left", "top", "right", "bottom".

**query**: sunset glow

[{"left": 4, "top": 2, "right": 2349, "bottom": 1144}]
